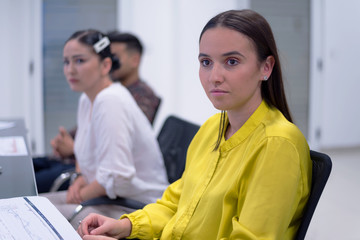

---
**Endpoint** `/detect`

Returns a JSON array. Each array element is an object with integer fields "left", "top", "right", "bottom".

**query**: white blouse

[{"left": 74, "top": 83, "right": 168, "bottom": 204}]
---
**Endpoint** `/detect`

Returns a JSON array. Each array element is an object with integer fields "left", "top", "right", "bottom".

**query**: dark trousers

[{"left": 33, "top": 157, "right": 75, "bottom": 193}]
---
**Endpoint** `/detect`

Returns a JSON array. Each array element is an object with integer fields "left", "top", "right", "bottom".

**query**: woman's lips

[
  {"left": 68, "top": 78, "right": 79, "bottom": 84},
  {"left": 210, "top": 89, "right": 228, "bottom": 96}
]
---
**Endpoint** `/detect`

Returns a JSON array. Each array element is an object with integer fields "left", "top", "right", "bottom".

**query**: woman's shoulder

[
  {"left": 95, "top": 83, "right": 134, "bottom": 104},
  {"left": 99, "top": 82, "right": 127, "bottom": 96},
  {"left": 199, "top": 113, "right": 222, "bottom": 129},
  {"left": 191, "top": 113, "right": 222, "bottom": 142},
  {"left": 263, "top": 107, "right": 307, "bottom": 146}
]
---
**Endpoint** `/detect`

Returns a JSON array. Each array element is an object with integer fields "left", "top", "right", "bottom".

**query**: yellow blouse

[{"left": 122, "top": 101, "right": 312, "bottom": 240}]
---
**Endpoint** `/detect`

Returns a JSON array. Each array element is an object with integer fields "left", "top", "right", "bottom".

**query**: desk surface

[{"left": 0, "top": 119, "right": 38, "bottom": 198}]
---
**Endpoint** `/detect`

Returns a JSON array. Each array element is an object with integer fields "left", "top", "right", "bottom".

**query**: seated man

[
  {"left": 33, "top": 32, "right": 161, "bottom": 193},
  {"left": 107, "top": 31, "right": 161, "bottom": 124}
]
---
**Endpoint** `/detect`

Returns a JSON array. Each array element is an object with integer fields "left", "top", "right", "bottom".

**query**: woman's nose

[
  {"left": 65, "top": 61, "right": 75, "bottom": 74},
  {"left": 209, "top": 63, "right": 224, "bottom": 84}
]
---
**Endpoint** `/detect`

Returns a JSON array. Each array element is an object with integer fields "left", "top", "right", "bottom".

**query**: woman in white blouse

[{"left": 43, "top": 29, "right": 168, "bottom": 228}]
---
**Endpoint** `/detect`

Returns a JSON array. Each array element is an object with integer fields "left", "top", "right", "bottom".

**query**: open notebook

[{"left": 0, "top": 196, "right": 81, "bottom": 239}]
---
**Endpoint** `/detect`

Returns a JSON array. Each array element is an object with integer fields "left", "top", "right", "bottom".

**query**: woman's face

[
  {"left": 63, "top": 39, "right": 103, "bottom": 94},
  {"left": 199, "top": 27, "right": 270, "bottom": 113}
]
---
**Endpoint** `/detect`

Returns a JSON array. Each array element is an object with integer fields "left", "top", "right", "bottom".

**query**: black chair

[
  {"left": 295, "top": 150, "right": 332, "bottom": 240},
  {"left": 66, "top": 115, "right": 200, "bottom": 222},
  {"left": 157, "top": 115, "right": 200, "bottom": 183}
]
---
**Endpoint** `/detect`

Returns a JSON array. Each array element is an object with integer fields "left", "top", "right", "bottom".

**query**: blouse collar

[{"left": 219, "top": 100, "right": 270, "bottom": 153}]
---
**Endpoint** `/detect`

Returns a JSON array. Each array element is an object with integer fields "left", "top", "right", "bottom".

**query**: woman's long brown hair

[{"left": 199, "top": 10, "right": 293, "bottom": 151}]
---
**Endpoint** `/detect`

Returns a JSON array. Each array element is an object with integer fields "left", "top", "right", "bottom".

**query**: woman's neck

[
  {"left": 225, "top": 99, "right": 262, "bottom": 140},
  {"left": 86, "top": 76, "right": 112, "bottom": 103}
]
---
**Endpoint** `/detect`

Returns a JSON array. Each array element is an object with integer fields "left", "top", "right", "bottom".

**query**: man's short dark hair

[{"left": 107, "top": 31, "right": 143, "bottom": 55}]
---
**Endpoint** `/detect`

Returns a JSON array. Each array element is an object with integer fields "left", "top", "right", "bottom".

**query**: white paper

[
  {"left": 0, "top": 136, "right": 28, "bottom": 156},
  {"left": 0, "top": 196, "right": 81, "bottom": 240},
  {"left": 0, "top": 121, "right": 15, "bottom": 130}
]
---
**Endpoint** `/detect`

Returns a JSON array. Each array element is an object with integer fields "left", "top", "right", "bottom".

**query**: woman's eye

[
  {"left": 75, "top": 58, "right": 85, "bottom": 64},
  {"left": 227, "top": 58, "right": 239, "bottom": 65},
  {"left": 201, "top": 59, "right": 211, "bottom": 67},
  {"left": 63, "top": 59, "right": 69, "bottom": 65}
]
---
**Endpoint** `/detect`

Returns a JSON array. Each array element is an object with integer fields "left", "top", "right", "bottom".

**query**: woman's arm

[
  {"left": 66, "top": 176, "right": 106, "bottom": 204},
  {"left": 67, "top": 161, "right": 106, "bottom": 203},
  {"left": 119, "top": 179, "right": 183, "bottom": 239},
  {"left": 92, "top": 94, "right": 138, "bottom": 199},
  {"left": 66, "top": 175, "right": 86, "bottom": 204},
  {"left": 80, "top": 180, "right": 106, "bottom": 201},
  {"left": 77, "top": 180, "right": 183, "bottom": 239},
  {"left": 229, "top": 138, "right": 310, "bottom": 239}
]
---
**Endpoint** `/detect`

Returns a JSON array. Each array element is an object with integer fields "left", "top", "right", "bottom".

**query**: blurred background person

[
  {"left": 33, "top": 31, "right": 161, "bottom": 194},
  {"left": 108, "top": 31, "right": 161, "bottom": 124},
  {"left": 41, "top": 29, "right": 168, "bottom": 228}
]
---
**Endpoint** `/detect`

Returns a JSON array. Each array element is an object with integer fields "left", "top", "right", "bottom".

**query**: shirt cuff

[
  {"left": 120, "top": 210, "right": 154, "bottom": 239},
  {"left": 96, "top": 171, "right": 117, "bottom": 199}
]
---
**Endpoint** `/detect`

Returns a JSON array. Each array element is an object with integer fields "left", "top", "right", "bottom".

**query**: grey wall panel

[
  {"left": 43, "top": 0, "right": 117, "bottom": 153},
  {"left": 251, "top": 0, "right": 310, "bottom": 137}
]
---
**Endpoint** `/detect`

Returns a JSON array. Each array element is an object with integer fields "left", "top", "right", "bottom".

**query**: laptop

[{"left": 0, "top": 119, "right": 38, "bottom": 198}]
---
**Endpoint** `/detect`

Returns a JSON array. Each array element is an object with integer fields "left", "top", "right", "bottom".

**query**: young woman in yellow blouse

[{"left": 78, "top": 9, "right": 312, "bottom": 240}]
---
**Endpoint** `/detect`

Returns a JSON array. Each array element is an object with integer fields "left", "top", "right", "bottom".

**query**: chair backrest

[
  {"left": 157, "top": 115, "right": 200, "bottom": 183},
  {"left": 295, "top": 150, "right": 332, "bottom": 240}
]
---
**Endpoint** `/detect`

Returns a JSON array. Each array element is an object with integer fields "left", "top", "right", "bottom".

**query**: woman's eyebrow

[
  {"left": 198, "top": 51, "right": 245, "bottom": 59},
  {"left": 71, "top": 54, "right": 86, "bottom": 59},
  {"left": 198, "top": 53, "right": 209, "bottom": 59},
  {"left": 223, "top": 51, "right": 244, "bottom": 57}
]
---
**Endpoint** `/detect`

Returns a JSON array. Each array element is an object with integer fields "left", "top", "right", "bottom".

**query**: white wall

[
  {"left": 309, "top": 0, "right": 360, "bottom": 149},
  {"left": 1, "top": 0, "right": 359, "bottom": 153},
  {"left": 0, "top": 0, "right": 44, "bottom": 154},
  {"left": 117, "top": 0, "right": 249, "bottom": 132},
  {"left": 120, "top": 0, "right": 360, "bottom": 149}
]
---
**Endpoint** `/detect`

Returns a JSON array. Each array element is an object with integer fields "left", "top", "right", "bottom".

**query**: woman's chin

[
  {"left": 211, "top": 102, "right": 226, "bottom": 111},
  {"left": 69, "top": 85, "right": 82, "bottom": 92}
]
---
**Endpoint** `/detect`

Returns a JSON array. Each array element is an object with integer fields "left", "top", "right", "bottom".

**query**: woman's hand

[
  {"left": 51, "top": 126, "right": 75, "bottom": 158},
  {"left": 77, "top": 213, "right": 132, "bottom": 239},
  {"left": 66, "top": 176, "right": 86, "bottom": 204},
  {"left": 82, "top": 236, "right": 117, "bottom": 240}
]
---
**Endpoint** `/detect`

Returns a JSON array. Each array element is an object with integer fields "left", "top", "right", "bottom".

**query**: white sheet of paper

[
  {"left": 0, "top": 196, "right": 81, "bottom": 240},
  {"left": 0, "top": 136, "right": 28, "bottom": 156},
  {"left": 0, "top": 121, "right": 15, "bottom": 130}
]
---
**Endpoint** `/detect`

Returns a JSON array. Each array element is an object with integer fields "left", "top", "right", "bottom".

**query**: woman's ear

[
  {"left": 262, "top": 56, "right": 275, "bottom": 79},
  {"left": 101, "top": 57, "right": 112, "bottom": 75}
]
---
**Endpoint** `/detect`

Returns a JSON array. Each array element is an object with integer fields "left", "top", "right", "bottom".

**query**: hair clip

[{"left": 93, "top": 36, "right": 110, "bottom": 53}]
